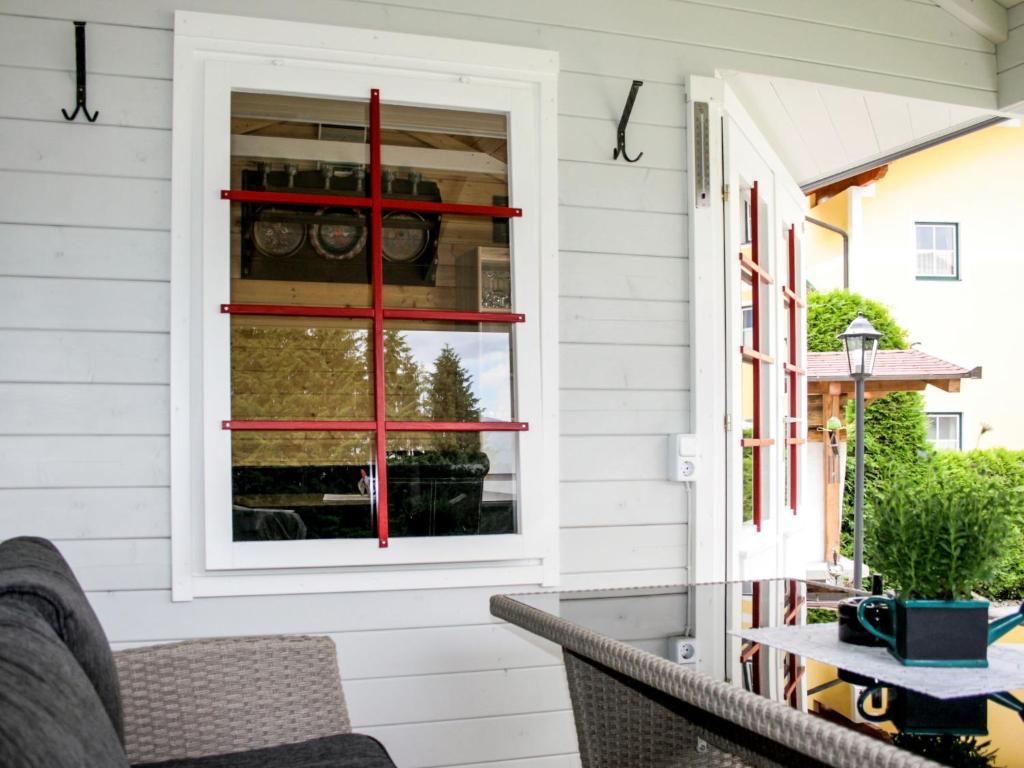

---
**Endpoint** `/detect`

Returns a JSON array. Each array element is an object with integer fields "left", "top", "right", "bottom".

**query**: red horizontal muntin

[
  {"left": 382, "top": 198, "right": 522, "bottom": 218},
  {"left": 223, "top": 420, "right": 376, "bottom": 431},
  {"left": 223, "top": 420, "right": 528, "bottom": 431},
  {"left": 222, "top": 189, "right": 372, "bottom": 209},
  {"left": 386, "top": 421, "right": 528, "bottom": 432},
  {"left": 221, "top": 189, "right": 522, "bottom": 219},
  {"left": 222, "top": 304, "right": 375, "bottom": 319},
  {"left": 384, "top": 308, "right": 525, "bottom": 323},
  {"left": 223, "top": 304, "right": 524, "bottom": 324}
]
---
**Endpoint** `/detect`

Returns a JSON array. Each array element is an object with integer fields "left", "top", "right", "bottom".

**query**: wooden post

[{"left": 822, "top": 387, "right": 844, "bottom": 563}]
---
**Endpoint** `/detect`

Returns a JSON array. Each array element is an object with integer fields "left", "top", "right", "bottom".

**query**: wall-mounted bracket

[
  {"left": 61, "top": 21, "right": 99, "bottom": 123},
  {"left": 612, "top": 80, "right": 643, "bottom": 162}
]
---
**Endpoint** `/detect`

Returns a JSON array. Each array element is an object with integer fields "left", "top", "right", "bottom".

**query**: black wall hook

[
  {"left": 613, "top": 80, "right": 643, "bottom": 162},
  {"left": 62, "top": 21, "right": 99, "bottom": 122}
]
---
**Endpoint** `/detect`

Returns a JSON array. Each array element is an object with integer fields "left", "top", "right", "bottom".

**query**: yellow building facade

[{"left": 807, "top": 122, "right": 1024, "bottom": 450}]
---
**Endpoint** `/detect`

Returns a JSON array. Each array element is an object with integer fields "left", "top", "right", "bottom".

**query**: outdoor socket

[
  {"left": 669, "top": 635, "right": 698, "bottom": 664},
  {"left": 668, "top": 434, "right": 699, "bottom": 482}
]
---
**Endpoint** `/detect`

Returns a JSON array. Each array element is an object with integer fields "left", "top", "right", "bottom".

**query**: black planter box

[
  {"left": 893, "top": 599, "right": 990, "bottom": 667},
  {"left": 860, "top": 685, "right": 988, "bottom": 736},
  {"left": 838, "top": 596, "right": 891, "bottom": 647}
]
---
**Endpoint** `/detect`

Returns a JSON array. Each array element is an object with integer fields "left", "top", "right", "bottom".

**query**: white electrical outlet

[
  {"left": 669, "top": 635, "right": 698, "bottom": 664},
  {"left": 668, "top": 434, "right": 699, "bottom": 482}
]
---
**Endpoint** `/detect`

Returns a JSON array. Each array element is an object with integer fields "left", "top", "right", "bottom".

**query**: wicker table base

[{"left": 564, "top": 651, "right": 822, "bottom": 768}]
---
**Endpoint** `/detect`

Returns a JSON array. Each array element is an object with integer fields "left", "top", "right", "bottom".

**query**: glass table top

[{"left": 510, "top": 580, "right": 1024, "bottom": 768}]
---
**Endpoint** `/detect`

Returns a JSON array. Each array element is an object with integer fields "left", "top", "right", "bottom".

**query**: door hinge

[
  {"left": 722, "top": 183, "right": 729, "bottom": 202},
  {"left": 724, "top": 413, "right": 733, "bottom": 432}
]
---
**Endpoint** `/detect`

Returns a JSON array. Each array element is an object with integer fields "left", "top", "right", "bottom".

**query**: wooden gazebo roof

[{"left": 807, "top": 349, "right": 980, "bottom": 397}]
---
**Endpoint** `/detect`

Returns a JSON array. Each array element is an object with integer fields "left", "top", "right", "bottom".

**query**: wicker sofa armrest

[{"left": 113, "top": 635, "right": 350, "bottom": 765}]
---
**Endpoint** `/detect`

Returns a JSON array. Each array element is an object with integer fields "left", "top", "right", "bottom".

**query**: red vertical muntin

[
  {"left": 750, "top": 181, "right": 762, "bottom": 532},
  {"left": 370, "top": 88, "right": 389, "bottom": 547},
  {"left": 788, "top": 225, "right": 798, "bottom": 514}
]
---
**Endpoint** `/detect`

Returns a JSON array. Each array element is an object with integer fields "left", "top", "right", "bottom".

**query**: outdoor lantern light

[
  {"left": 838, "top": 313, "right": 882, "bottom": 589},
  {"left": 839, "top": 314, "right": 882, "bottom": 376}
]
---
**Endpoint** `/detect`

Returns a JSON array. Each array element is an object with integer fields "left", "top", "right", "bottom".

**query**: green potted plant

[{"left": 857, "top": 464, "right": 1024, "bottom": 667}]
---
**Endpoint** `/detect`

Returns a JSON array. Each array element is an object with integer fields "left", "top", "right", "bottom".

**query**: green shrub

[
  {"left": 807, "top": 290, "right": 931, "bottom": 561},
  {"left": 866, "top": 460, "right": 1016, "bottom": 600},
  {"left": 933, "top": 449, "right": 1024, "bottom": 600}
]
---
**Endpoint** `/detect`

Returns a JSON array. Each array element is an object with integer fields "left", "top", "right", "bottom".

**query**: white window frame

[
  {"left": 926, "top": 412, "right": 962, "bottom": 451},
  {"left": 170, "top": 12, "right": 559, "bottom": 600},
  {"left": 915, "top": 222, "right": 959, "bottom": 279}
]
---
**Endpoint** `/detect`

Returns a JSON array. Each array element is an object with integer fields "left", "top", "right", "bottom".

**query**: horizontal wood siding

[
  {"left": 0, "top": 2, "right": 996, "bottom": 766},
  {"left": 998, "top": 5, "right": 1024, "bottom": 108}
]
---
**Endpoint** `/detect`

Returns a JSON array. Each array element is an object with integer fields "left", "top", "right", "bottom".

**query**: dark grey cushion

[
  {"left": 136, "top": 734, "right": 397, "bottom": 768},
  {"left": 0, "top": 600, "right": 129, "bottom": 768},
  {"left": 0, "top": 536, "right": 124, "bottom": 741}
]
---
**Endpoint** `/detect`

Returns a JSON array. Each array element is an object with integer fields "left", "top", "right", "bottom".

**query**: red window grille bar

[
  {"left": 223, "top": 420, "right": 528, "bottom": 432},
  {"left": 220, "top": 88, "right": 528, "bottom": 548},
  {"left": 222, "top": 304, "right": 525, "bottom": 324},
  {"left": 748, "top": 181, "right": 765, "bottom": 532},
  {"left": 369, "top": 89, "right": 389, "bottom": 547},
  {"left": 221, "top": 189, "right": 523, "bottom": 219},
  {"left": 784, "top": 225, "right": 804, "bottom": 515}
]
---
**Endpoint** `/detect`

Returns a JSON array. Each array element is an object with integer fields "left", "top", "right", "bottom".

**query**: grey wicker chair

[
  {"left": 114, "top": 635, "right": 355, "bottom": 764},
  {"left": 0, "top": 537, "right": 397, "bottom": 768}
]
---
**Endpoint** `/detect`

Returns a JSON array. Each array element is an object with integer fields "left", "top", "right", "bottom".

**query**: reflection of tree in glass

[
  {"left": 384, "top": 330, "right": 424, "bottom": 420},
  {"left": 428, "top": 344, "right": 481, "bottom": 453}
]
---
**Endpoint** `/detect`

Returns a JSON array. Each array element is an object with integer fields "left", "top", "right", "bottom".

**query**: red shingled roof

[{"left": 807, "top": 349, "right": 977, "bottom": 382}]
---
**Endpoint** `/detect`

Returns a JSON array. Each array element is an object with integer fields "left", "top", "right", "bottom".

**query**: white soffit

[{"left": 724, "top": 71, "right": 999, "bottom": 189}]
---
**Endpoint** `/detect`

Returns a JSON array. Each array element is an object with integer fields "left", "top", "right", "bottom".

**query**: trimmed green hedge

[{"left": 806, "top": 290, "right": 930, "bottom": 557}]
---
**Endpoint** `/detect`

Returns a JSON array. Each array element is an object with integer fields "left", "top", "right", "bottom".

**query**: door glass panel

[
  {"left": 232, "top": 431, "right": 377, "bottom": 540},
  {"left": 385, "top": 430, "right": 518, "bottom": 537}
]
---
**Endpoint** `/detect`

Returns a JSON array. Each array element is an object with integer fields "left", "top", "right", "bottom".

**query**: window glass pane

[
  {"left": 916, "top": 225, "right": 934, "bottom": 251},
  {"left": 231, "top": 318, "right": 373, "bottom": 421},
  {"left": 232, "top": 431, "right": 377, "bottom": 540},
  {"left": 383, "top": 322, "right": 514, "bottom": 422},
  {"left": 742, "top": 443, "right": 754, "bottom": 524},
  {"left": 231, "top": 92, "right": 372, "bottom": 307},
  {"left": 377, "top": 103, "right": 511, "bottom": 312},
  {"left": 934, "top": 225, "right": 954, "bottom": 251},
  {"left": 382, "top": 215, "right": 513, "bottom": 312},
  {"left": 386, "top": 430, "right": 518, "bottom": 537},
  {"left": 932, "top": 251, "right": 951, "bottom": 275},
  {"left": 926, "top": 416, "right": 938, "bottom": 441},
  {"left": 940, "top": 416, "right": 958, "bottom": 441},
  {"left": 380, "top": 103, "right": 508, "bottom": 206}
]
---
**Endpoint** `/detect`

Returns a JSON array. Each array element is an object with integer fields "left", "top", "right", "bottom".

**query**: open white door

[{"left": 687, "top": 76, "right": 810, "bottom": 585}]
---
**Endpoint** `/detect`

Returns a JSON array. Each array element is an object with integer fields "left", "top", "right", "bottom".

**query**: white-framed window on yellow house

[
  {"left": 915, "top": 222, "right": 959, "bottom": 279},
  {"left": 170, "top": 12, "right": 559, "bottom": 599},
  {"left": 926, "top": 412, "right": 962, "bottom": 451}
]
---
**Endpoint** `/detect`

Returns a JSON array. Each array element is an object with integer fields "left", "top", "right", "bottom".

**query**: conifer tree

[
  {"left": 383, "top": 330, "right": 424, "bottom": 421},
  {"left": 427, "top": 344, "right": 481, "bottom": 453}
]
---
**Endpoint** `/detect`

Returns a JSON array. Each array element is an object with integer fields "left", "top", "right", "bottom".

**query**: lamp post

[{"left": 838, "top": 314, "right": 881, "bottom": 589}]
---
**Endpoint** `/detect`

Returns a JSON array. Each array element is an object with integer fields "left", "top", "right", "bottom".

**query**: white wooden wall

[
  {"left": 0, "top": 2, "right": 995, "bottom": 766},
  {"left": 998, "top": 4, "right": 1024, "bottom": 109}
]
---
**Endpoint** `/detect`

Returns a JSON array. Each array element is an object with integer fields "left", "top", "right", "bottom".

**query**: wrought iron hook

[
  {"left": 62, "top": 22, "right": 99, "bottom": 123},
  {"left": 612, "top": 80, "right": 643, "bottom": 163}
]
